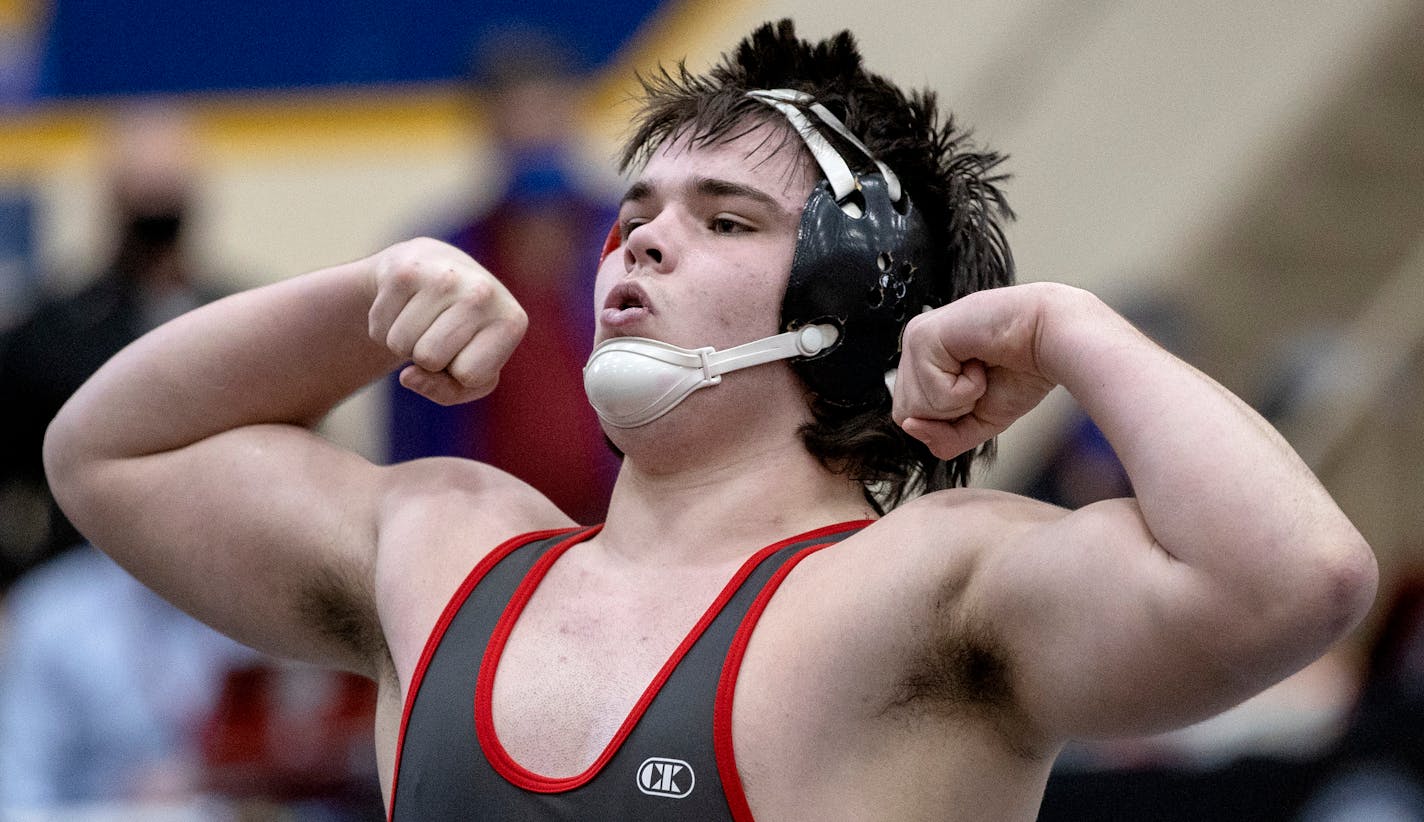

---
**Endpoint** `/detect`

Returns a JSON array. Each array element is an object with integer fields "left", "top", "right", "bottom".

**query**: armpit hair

[
  {"left": 294, "top": 559, "right": 389, "bottom": 676},
  {"left": 891, "top": 614, "right": 1014, "bottom": 715},
  {"left": 886, "top": 610, "right": 1045, "bottom": 760}
]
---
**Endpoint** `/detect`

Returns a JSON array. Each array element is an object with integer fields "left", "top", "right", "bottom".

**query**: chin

[{"left": 601, "top": 377, "right": 801, "bottom": 464}]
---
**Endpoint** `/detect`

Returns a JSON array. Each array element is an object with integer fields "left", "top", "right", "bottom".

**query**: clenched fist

[
  {"left": 367, "top": 237, "right": 528, "bottom": 405},
  {"left": 892, "top": 283, "right": 1083, "bottom": 460}
]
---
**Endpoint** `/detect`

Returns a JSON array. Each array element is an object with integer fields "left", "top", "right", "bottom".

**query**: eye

[
  {"left": 619, "top": 217, "right": 648, "bottom": 241},
  {"left": 709, "top": 216, "right": 750, "bottom": 235}
]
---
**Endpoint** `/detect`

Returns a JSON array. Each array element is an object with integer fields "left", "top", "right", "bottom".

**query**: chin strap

[{"left": 584, "top": 324, "right": 839, "bottom": 428}]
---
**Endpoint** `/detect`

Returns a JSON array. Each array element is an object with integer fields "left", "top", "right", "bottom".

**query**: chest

[
  {"left": 390, "top": 523, "right": 1048, "bottom": 821},
  {"left": 491, "top": 565, "right": 724, "bottom": 776},
  {"left": 396, "top": 528, "right": 837, "bottom": 776}
]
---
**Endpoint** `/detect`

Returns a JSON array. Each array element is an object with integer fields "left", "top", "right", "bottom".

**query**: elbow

[
  {"left": 1218, "top": 532, "right": 1378, "bottom": 694},
  {"left": 41, "top": 403, "right": 93, "bottom": 524},
  {"left": 1317, "top": 531, "right": 1378, "bottom": 640},
  {"left": 1271, "top": 527, "right": 1379, "bottom": 659},
  {"left": 43, "top": 414, "right": 73, "bottom": 502}
]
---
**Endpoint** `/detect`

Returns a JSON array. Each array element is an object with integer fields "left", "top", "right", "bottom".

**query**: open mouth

[{"left": 605, "top": 282, "right": 652, "bottom": 315}]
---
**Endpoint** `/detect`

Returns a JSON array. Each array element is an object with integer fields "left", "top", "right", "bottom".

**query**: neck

[{"left": 598, "top": 428, "right": 875, "bottom": 567}]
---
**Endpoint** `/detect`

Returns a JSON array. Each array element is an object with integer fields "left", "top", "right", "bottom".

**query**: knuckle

[
  {"left": 901, "top": 315, "right": 931, "bottom": 347},
  {"left": 393, "top": 236, "right": 440, "bottom": 262},
  {"left": 385, "top": 329, "right": 413, "bottom": 357},
  {"left": 446, "top": 358, "right": 485, "bottom": 387},
  {"left": 429, "top": 266, "right": 463, "bottom": 295},
  {"left": 382, "top": 263, "right": 420, "bottom": 292},
  {"left": 461, "top": 277, "right": 495, "bottom": 305},
  {"left": 474, "top": 374, "right": 499, "bottom": 395},
  {"left": 503, "top": 306, "right": 529, "bottom": 337},
  {"left": 409, "top": 345, "right": 443, "bottom": 372},
  {"left": 450, "top": 365, "right": 498, "bottom": 396}
]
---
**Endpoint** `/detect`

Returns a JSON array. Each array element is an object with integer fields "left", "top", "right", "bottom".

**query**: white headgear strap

[{"left": 745, "top": 89, "right": 902, "bottom": 215}]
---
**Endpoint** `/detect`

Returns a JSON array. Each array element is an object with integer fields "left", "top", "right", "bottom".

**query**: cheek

[
  {"left": 591, "top": 253, "right": 622, "bottom": 309},
  {"left": 707, "top": 257, "right": 786, "bottom": 333},
  {"left": 746, "top": 242, "right": 793, "bottom": 312}
]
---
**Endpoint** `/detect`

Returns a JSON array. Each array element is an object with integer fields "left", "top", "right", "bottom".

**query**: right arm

[{"left": 42, "top": 238, "right": 539, "bottom": 676}]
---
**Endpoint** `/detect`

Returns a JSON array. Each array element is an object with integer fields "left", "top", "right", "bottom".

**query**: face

[{"left": 594, "top": 121, "right": 816, "bottom": 352}]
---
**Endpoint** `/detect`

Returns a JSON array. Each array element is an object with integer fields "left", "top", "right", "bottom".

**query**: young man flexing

[{"left": 44, "top": 20, "right": 1375, "bottom": 820}]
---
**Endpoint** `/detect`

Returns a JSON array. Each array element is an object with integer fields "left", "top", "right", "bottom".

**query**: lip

[
  {"left": 600, "top": 305, "right": 652, "bottom": 329},
  {"left": 600, "top": 281, "right": 654, "bottom": 329},
  {"left": 604, "top": 281, "right": 653, "bottom": 313}
]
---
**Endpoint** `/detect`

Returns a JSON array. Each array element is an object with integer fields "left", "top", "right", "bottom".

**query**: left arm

[{"left": 892, "top": 282, "right": 1377, "bottom": 744}]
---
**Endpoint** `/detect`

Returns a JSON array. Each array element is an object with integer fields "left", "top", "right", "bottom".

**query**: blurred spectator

[
  {"left": 0, "top": 546, "right": 383, "bottom": 816},
  {"left": 0, "top": 103, "right": 385, "bottom": 816},
  {"left": 0, "top": 190, "right": 36, "bottom": 331},
  {"left": 198, "top": 661, "right": 383, "bottom": 818},
  {"left": 387, "top": 26, "right": 619, "bottom": 524},
  {"left": 0, "top": 545, "right": 257, "bottom": 807},
  {"left": 0, "top": 104, "right": 227, "bottom": 587}
]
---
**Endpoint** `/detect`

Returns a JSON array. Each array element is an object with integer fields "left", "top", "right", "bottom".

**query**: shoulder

[
  {"left": 838, "top": 486, "right": 1063, "bottom": 570},
  {"left": 775, "top": 488, "right": 1056, "bottom": 654},
  {"left": 376, "top": 456, "right": 574, "bottom": 530},
  {"left": 372, "top": 455, "right": 576, "bottom": 592},
  {"left": 369, "top": 456, "right": 576, "bottom": 683}
]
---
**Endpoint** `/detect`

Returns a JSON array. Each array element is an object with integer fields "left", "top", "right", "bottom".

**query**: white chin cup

[{"left": 583, "top": 324, "right": 839, "bottom": 428}]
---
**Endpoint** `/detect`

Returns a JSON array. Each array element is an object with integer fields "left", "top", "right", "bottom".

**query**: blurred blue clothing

[
  {"left": 0, "top": 546, "right": 256, "bottom": 807},
  {"left": 1296, "top": 764, "right": 1424, "bottom": 822}
]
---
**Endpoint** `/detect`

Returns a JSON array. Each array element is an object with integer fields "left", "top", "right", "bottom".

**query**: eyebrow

[
  {"left": 620, "top": 176, "right": 792, "bottom": 218},
  {"left": 620, "top": 180, "right": 654, "bottom": 207}
]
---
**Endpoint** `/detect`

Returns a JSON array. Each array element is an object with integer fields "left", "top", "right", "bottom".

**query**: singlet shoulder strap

[{"left": 388, "top": 526, "right": 594, "bottom": 819}]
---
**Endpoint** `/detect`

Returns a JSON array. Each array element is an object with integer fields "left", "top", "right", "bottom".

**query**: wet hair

[{"left": 620, "top": 19, "right": 1015, "bottom": 510}]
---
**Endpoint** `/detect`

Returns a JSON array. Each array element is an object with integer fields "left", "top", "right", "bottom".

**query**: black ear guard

[
  {"left": 748, "top": 89, "right": 942, "bottom": 409},
  {"left": 784, "top": 172, "right": 939, "bottom": 408}
]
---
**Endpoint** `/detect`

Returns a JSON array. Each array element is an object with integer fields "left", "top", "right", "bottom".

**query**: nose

[{"left": 623, "top": 215, "right": 676, "bottom": 274}]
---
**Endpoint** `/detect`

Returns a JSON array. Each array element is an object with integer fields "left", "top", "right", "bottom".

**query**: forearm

[{"left": 45, "top": 255, "right": 395, "bottom": 471}]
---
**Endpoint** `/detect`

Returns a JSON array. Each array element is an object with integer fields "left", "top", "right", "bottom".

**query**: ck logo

[{"left": 636, "top": 757, "right": 695, "bottom": 798}]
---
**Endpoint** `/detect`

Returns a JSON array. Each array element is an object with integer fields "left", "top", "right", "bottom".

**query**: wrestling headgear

[
  {"left": 585, "top": 88, "right": 938, "bottom": 427},
  {"left": 748, "top": 89, "right": 942, "bottom": 409}
]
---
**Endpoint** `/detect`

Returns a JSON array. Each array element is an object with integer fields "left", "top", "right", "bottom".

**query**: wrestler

[{"left": 44, "top": 20, "right": 1375, "bottom": 820}]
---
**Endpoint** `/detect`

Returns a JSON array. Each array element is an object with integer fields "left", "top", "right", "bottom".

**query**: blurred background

[{"left": 0, "top": 0, "right": 1420, "bottom": 818}]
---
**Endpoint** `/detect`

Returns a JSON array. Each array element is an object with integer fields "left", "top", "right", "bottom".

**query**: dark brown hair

[{"left": 621, "top": 19, "right": 1015, "bottom": 510}]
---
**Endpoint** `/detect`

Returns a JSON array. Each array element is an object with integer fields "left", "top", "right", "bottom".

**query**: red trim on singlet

[
  {"left": 713, "top": 541, "right": 843, "bottom": 822},
  {"left": 387, "top": 525, "right": 594, "bottom": 822},
  {"left": 475, "top": 520, "right": 870, "bottom": 794}
]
